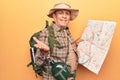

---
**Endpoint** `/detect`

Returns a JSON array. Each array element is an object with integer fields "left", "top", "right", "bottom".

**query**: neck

[{"left": 53, "top": 21, "right": 67, "bottom": 29}]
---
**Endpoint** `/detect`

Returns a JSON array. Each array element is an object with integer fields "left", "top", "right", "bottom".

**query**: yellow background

[{"left": 0, "top": 0, "right": 120, "bottom": 80}]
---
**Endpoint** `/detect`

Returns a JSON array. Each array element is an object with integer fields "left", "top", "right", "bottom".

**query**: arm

[
  {"left": 32, "top": 37, "right": 50, "bottom": 66},
  {"left": 33, "top": 37, "right": 50, "bottom": 56}
]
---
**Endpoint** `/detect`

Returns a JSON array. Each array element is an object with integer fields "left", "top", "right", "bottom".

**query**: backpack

[{"left": 27, "top": 20, "right": 75, "bottom": 79}]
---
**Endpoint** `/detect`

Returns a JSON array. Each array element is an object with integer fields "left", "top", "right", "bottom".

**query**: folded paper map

[{"left": 77, "top": 20, "right": 116, "bottom": 74}]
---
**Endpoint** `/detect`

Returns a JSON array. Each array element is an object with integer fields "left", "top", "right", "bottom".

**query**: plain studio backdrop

[{"left": 0, "top": 0, "right": 120, "bottom": 80}]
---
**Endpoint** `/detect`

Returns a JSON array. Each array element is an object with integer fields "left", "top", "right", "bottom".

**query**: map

[{"left": 77, "top": 20, "right": 116, "bottom": 74}]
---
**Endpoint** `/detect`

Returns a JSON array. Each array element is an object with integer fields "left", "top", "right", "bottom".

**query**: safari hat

[{"left": 48, "top": 2, "right": 79, "bottom": 20}]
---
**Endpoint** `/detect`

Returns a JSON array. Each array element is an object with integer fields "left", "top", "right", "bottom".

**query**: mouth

[{"left": 60, "top": 19, "right": 68, "bottom": 23}]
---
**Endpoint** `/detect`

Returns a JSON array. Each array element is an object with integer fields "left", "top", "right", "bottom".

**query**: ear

[{"left": 52, "top": 14, "right": 56, "bottom": 21}]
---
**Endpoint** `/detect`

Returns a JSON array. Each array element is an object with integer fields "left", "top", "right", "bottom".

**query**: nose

[{"left": 62, "top": 13, "right": 67, "bottom": 18}]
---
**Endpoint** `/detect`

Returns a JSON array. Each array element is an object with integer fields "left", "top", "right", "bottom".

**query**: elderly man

[{"left": 31, "top": 2, "right": 79, "bottom": 80}]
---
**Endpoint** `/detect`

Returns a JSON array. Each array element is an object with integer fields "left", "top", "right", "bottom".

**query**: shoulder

[{"left": 39, "top": 28, "right": 49, "bottom": 36}]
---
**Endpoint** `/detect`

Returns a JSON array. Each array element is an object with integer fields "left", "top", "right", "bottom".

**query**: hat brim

[{"left": 48, "top": 8, "right": 79, "bottom": 21}]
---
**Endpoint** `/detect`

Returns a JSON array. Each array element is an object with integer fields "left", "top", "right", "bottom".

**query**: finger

[
  {"left": 39, "top": 46, "right": 41, "bottom": 49},
  {"left": 33, "top": 37, "right": 40, "bottom": 43},
  {"left": 33, "top": 37, "right": 50, "bottom": 51},
  {"left": 34, "top": 44, "right": 41, "bottom": 49},
  {"left": 34, "top": 44, "right": 38, "bottom": 48}
]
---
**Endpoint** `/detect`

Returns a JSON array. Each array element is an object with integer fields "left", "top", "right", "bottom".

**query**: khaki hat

[{"left": 48, "top": 2, "right": 79, "bottom": 20}]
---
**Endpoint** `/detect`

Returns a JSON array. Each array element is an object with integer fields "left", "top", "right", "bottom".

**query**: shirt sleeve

[{"left": 34, "top": 28, "right": 49, "bottom": 66}]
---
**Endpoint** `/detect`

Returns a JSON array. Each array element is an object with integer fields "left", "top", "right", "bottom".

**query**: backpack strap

[{"left": 46, "top": 20, "right": 63, "bottom": 54}]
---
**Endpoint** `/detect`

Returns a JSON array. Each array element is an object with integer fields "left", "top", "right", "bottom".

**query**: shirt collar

[{"left": 50, "top": 21, "right": 69, "bottom": 32}]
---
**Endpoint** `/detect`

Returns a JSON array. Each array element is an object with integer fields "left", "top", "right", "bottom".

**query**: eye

[
  {"left": 65, "top": 11, "right": 70, "bottom": 15},
  {"left": 56, "top": 11, "right": 63, "bottom": 14}
]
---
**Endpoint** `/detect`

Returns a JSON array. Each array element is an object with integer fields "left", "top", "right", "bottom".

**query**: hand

[
  {"left": 33, "top": 37, "right": 50, "bottom": 51},
  {"left": 75, "top": 38, "right": 84, "bottom": 46}
]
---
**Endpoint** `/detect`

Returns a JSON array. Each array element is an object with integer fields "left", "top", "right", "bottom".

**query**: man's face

[{"left": 53, "top": 10, "right": 71, "bottom": 28}]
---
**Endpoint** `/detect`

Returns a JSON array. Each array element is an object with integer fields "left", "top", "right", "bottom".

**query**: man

[{"left": 31, "top": 2, "right": 79, "bottom": 80}]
